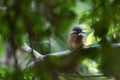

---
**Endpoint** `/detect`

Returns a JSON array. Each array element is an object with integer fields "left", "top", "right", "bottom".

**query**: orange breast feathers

[{"left": 68, "top": 32, "right": 84, "bottom": 49}]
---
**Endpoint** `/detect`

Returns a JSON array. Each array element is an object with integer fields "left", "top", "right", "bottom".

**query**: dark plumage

[{"left": 72, "top": 27, "right": 83, "bottom": 33}]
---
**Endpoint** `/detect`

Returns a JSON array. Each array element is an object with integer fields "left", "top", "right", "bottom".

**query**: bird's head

[{"left": 71, "top": 26, "right": 84, "bottom": 37}]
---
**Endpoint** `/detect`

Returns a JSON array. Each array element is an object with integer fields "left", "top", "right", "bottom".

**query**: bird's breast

[{"left": 69, "top": 33, "right": 84, "bottom": 49}]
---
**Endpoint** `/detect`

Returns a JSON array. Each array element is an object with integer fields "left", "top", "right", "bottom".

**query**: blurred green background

[{"left": 0, "top": 0, "right": 120, "bottom": 80}]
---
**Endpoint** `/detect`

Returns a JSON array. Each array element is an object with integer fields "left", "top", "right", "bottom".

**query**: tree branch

[
  {"left": 58, "top": 73, "right": 107, "bottom": 78},
  {"left": 21, "top": 43, "right": 120, "bottom": 66},
  {"left": 21, "top": 43, "right": 120, "bottom": 78}
]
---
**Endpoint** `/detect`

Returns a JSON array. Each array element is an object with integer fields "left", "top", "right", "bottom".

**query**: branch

[
  {"left": 21, "top": 43, "right": 120, "bottom": 77},
  {"left": 58, "top": 74, "right": 107, "bottom": 78},
  {"left": 21, "top": 43, "right": 120, "bottom": 66},
  {"left": 21, "top": 44, "right": 44, "bottom": 59},
  {"left": 0, "top": 6, "right": 7, "bottom": 11}
]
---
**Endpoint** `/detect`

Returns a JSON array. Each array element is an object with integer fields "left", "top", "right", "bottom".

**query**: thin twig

[
  {"left": 58, "top": 73, "right": 107, "bottom": 78},
  {"left": 29, "top": 41, "right": 50, "bottom": 45},
  {"left": 48, "top": 36, "right": 51, "bottom": 52},
  {"left": 28, "top": 36, "right": 34, "bottom": 58},
  {"left": 48, "top": 36, "right": 51, "bottom": 46}
]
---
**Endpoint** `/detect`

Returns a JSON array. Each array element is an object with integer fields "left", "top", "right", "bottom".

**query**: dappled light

[{"left": 0, "top": 0, "right": 120, "bottom": 80}]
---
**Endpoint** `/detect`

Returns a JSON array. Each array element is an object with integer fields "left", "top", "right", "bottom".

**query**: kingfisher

[{"left": 68, "top": 26, "right": 85, "bottom": 49}]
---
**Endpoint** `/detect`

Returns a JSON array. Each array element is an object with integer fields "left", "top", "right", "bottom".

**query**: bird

[{"left": 68, "top": 26, "right": 85, "bottom": 49}]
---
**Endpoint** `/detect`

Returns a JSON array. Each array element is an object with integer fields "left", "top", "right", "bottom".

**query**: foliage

[{"left": 0, "top": 0, "right": 120, "bottom": 80}]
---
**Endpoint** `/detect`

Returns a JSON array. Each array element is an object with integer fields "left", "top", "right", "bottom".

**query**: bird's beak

[{"left": 78, "top": 32, "right": 84, "bottom": 36}]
